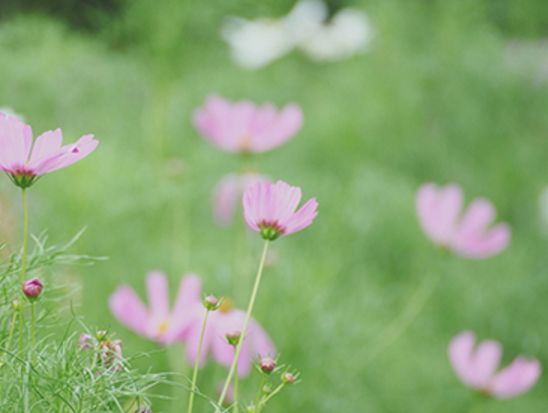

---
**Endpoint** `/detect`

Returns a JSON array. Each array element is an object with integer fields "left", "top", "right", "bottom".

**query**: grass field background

[{"left": 1, "top": 1, "right": 548, "bottom": 411}]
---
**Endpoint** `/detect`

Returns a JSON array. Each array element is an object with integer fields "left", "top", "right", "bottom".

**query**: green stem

[
  {"left": 259, "top": 383, "right": 285, "bottom": 408},
  {"left": 30, "top": 302, "right": 35, "bottom": 347},
  {"left": 218, "top": 241, "right": 270, "bottom": 406},
  {"left": 254, "top": 375, "right": 266, "bottom": 412},
  {"left": 19, "top": 188, "right": 29, "bottom": 352},
  {"left": 233, "top": 347, "right": 239, "bottom": 413},
  {"left": 187, "top": 309, "right": 210, "bottom": 413},
  {"left": 362, "top": 271, "right": 441, "bottom": 365}
]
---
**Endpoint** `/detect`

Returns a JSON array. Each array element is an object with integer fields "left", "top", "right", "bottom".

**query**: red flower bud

[{"left": 22, "top": 279, "right": 43, "bottom": 299}]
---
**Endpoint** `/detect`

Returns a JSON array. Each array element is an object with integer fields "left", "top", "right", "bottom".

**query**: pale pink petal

[
  {"left": 109, "top": 285, "right": 150, "bottom": 338},
  {"left": 435, "top": 184, "right": 463, "bottom": 243},
  {"left": 452, "top": 199, "right": 510, "bottom": 259},
  {"left": 248, "top": 318, "right": 277, "bottom": 359},
  {"left": 490, "top": 357, "right": 541, "bottom": 399},
  {"left": 283, "top": 197, "right": 319, "bottom": 234},
  {"left": 163, "top": 275, "right": 203, "bottom": 343},
  {"left": 253, "top": 103, "right": 303, "bottom": 152},
  {"left": 28, "top": 129, "right": 63, "bottom": 164},
  {"left": 213, "top": 174, "right": 240, "bottom": 226},
  {"left": 449, "top": 331, "right": 479, "bottom": 388},
  {"left": 416, "top": 183, "right": 443, "bottom": 243},
  {"left": 470, "top": 339, "right": 503, "bottom": 388},
  {"left": 146, "top": 271, "right": 170, "bottom": 321}
]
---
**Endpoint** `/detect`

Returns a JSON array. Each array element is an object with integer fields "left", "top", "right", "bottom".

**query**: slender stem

[
  {"left": 233, "top": 347, "right": 239, "bottom": 413},
  {"left": 19, "top": 188, "right": 29, "bottom": 352},
  {"left": 259, "top": 383, "right": 285, "bottom": 407},
  {"left": 30, "top": 302, "right": 35, "bottom": 347},
  {"left": 362, "top": 272, "right": 441, "bottom": 365},
  {"left": 6, "top": 311, "right": 18, "bottom": 351},
  {"left": 187, "top": 309, "right": 210, "bottom": 413},
  {"left": 218, "top": 241, "right": 270, "bottom": 406},
  {"left": 254, "top": 375, "right": 266, "bottom": 412}
]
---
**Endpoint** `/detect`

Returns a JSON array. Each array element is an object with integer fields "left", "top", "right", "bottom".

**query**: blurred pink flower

[
  {"left": 193, "top": 95, "right": 303, "bottom": 154},
  {"left": 186, "top": 299, "right": 276, "bottom": 377},
  {"left": 449, "top": 331, "right": 541, "bottom": 399},
  {"left": 109, "top": 272, "right": 201, "bottom": 345},
  {"left": 0, "top": 113, "right": 98, "bottom": 188},
  {"left": 243, "top": 180, "right": 318, "bottom": 240},
  {"left": 416, "top": 183, "right": 511, "bottom": 259},
  {"left": 213, "top": 172, "right": 270, "bottom": 226}
]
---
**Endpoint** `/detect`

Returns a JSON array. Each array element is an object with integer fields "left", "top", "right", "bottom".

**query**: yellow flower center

[{"left": 219, "top": 298, "right": 234, "bottom": 313}]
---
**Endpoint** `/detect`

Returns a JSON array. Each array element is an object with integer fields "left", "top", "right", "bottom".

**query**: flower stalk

[
  {"left": 218, "top": 240, "right": 270, "bottom": 405},
  {"left": 19, "top": 188, "right": 29, "bottom": 352},
  {"left": 187, "top": 308, "right": 211, "bottom": 413}
]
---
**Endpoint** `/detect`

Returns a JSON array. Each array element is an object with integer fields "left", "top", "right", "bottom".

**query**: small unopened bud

[
  {"left": 12, "top": 300, "right": 21, "bottom": 311},
  {"left": 96, "top": 330, "right": 108, "bottom": 341},
  {"left": 203, "top": 295, "right": 220, "bottom": 311},
  {"left": 135, "top": 408, "right": 152, "bottom": 413},
  {"left": 78, "top": 333, "right": 95, "bottom": 349},
  {"left": 22, "top": 279, "right": 43, "bottom": 300},
  {"left": 225, "top": 330, "right": 241, "bottom": 346},
  {"left": 259, "top": 357, "right": 276, "bottom": 373},
  {"left": 263, "top": 385, "right": 272, "bottom": 394},
  {"left": 282, "top": 372, "right": 295, "bottom": 385}
]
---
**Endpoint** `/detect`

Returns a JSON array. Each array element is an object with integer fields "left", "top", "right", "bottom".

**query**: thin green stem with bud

[
  {"left": 259, "top": 383, "right": 285, "bottom": 408},
  {"left": 19, "top": 188, "right": 29, "bottom": 352},
  {"left": 187, "top": 309, "right": 210, "bottom": 413},
  {"left": 218, "top": 240, "right": 270, "bottom": 406},
  {"left": 233, "top": 347, "right": 239, "bottom": 413},
  {"left": 30, "top": 302, "right": 35, "bottom": 347},
  {"left": 254, "top": 375, "right": 266, "bottom": 412}
]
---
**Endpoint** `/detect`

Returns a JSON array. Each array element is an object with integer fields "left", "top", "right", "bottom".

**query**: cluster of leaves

[{"left": 0, "top": 231, "right": 170, "bottom": 412}]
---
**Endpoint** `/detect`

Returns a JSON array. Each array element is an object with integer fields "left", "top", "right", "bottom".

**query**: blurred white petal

[{"left": 299, "top": 8, "right": 374, "bottom": 61}]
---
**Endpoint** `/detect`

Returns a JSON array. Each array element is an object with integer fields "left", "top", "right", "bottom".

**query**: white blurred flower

[
  {"left": 299, "top": 8, "right": 374, "bottom": 61},
  {"left": 221, "top": 17, "right": 295, "bottom": 70},
  {"left": 0, "top": 107, "right": 25, "bottom": 122},
  {"left": 221, "top": 0, "right": 374, "bottom": 69}
]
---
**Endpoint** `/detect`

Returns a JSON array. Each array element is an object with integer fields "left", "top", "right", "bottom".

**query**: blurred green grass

[{"left": 1, "top": 0, "right": 548, "bottom": 411}]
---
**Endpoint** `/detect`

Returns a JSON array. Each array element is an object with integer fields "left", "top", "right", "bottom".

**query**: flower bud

[
  {"left": 11, "top": 300, "right": 21, "bottom": 311},
  {"left": 226, "top": 330, "right": 241, "bottom": 346},
  {"left": 96, "top": 330, "right": 108, "bottom": 341},
  {"left": 22, "top": 279, "right": 43, "bottom": 300},
  {"left": 263, "top": 385, "right": 272, "bottom": 394},
  {"left": 135, "top": 407, "right": 152, "bottom": 413},
  {"left": 259, "top": 357, "right": 276, "bottom": 373},
  {"left": 203, "top": 295, "right": 220, "bottom": 311},
  {"left": 282, "top": 372, "right": 295, "bottom": 385},
  {"left": 78, "top": 333, "right": 95, "bottom": 349}
]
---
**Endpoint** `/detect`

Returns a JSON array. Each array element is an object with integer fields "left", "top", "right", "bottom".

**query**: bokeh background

[{"left": 1, "top": 0, "right": 548, "bottom": 411}]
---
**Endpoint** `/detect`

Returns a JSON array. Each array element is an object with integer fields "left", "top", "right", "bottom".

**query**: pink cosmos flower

[
  {"left": 243, "top": 180, "right": 318, "bottom": 240},
  {"left": 416, "top": 183, "right": 511, "bottom": 259},
  {"left": 0, "top": 113, "right": 98, "bottom": 188},
  {"left": 109, "top": 272, "right": 201, "bottom": 345},
  {"left": 213, "top": 172, "right": 270, "bottom": 226},
  {"left": 449, "top": 331, "right": 541, "bottom": 399},
  {"left": 186, "top": 299, "right": 276, "bottom": 377},
  {"left": 193, "top": 95, "right": 303, "bottom": 154}
]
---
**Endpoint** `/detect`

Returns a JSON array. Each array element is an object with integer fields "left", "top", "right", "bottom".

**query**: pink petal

[
  {"left": 254, "top": 103, "right": 303, "bottom": 152},
  {"left": 451, "top": 199, "right": 510, "bottom": 259},
  {"left": 283, "top": 197, "right": 319, "bottom": 234},
  {"left": 449, "top": 331, "right": 480, "bottom": 388},
  {"left": 109, "top": 285, "right": 150, "bottom": 338},
  {"left": 146, "top": 271, "right": 170, "bottom": 321},
  {"left": 28, "top": 129, "right": 63, "bottom": 164},
  {"left": 185, "top": 307, "right": 213, "bottom": 367},
  {"left": 212, "top": 174, "right": 240, "bottom": 226},
  {"left": 416, "top": 183, "right": 443, "bottom": 243},
  {"left": 470, "top": 339, "right": 503, "bottom": 388},
  {"left": 490, "top": 357, "right": 542, "bottom": 399}
]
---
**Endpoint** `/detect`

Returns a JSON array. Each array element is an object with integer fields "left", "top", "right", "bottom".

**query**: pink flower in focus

[
  {"left": 0, "top": 113, "right": 98, "bottom": 188},
  {"left": 193, "top": 95, "right": 303, "bottom": 154},
  {"left": 109, "top": 272, "right": 201, "bottom": 345},
  {"left": 243, "top": 180, "right": 318, "bottom": 240},
  {"left": 416, "top": 183, "right": 511, "bottom": 259},
  {"left": 213, "top": 172, "right": 270, "bottom": 226},
  {"left": 186, "top": 299, "right": 276, "bottom": 377},
  {"left": 449, "top": 331, "right": 541, "bottom": 399}
]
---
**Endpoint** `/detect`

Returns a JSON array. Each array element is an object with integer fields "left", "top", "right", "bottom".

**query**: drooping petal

[
  {"left": 146, "top": 271, "right": 170, "bottom": 321},
  {"left": 449, "top": 331, "right": 479, "bottom": 388},
  {"left": 109, "top": 285, "right": 150, "bottom": 338},
  {"left": 489, "top": 357, "right": 542, "bottom": 399}
]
